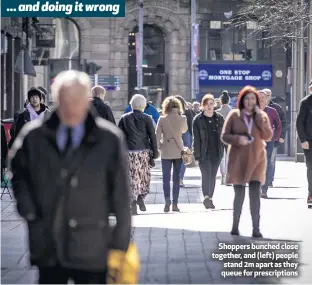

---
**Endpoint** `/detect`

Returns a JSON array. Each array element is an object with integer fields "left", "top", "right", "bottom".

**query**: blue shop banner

[{"left": 198, "top": 64, "right": 273, "bottom": 87}]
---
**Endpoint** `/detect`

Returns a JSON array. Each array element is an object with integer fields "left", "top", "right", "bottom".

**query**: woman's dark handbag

[{"left": 149, "top": 151, "right": 155, "bottom": 168}]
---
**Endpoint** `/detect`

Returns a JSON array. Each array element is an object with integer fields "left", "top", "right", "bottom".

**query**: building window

[{"left": 199, "top": 21, "right": 271, "bottom": 61}]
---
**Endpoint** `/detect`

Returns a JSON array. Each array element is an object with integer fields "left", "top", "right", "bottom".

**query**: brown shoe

[{"left": 172, "top": 204, "right": 180, "bottom": 212}]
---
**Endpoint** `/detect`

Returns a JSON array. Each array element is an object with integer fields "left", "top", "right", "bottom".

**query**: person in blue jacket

[{"left": 125, "top": 100, "right": 160, "bottom": 125}]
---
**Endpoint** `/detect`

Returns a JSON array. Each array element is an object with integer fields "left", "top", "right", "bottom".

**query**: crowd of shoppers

[{"left": 6, "top": 68, "right": 311, "bottom": 284}]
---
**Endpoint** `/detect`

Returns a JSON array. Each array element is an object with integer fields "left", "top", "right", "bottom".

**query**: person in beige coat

[{"left": 156, "top": 96, "right": 188, "bottom": 212}]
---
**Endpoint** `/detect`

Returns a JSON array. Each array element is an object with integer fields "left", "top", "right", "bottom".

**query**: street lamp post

[
  {"left": 137, "top": 0, "right": 143, "bottom": 89},
  {"left": 191, "top": 0, "right": 197, "bottom": 101},
  {"left": 307, "top": 0, "right": 312, "bottom": 85}
]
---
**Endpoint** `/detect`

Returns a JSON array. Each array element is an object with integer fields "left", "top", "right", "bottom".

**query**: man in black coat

[
  {"left": 10, "top": 70, "right": 131, "bottom": 284},
  {"left": 262, "top": 89, "right": 287, "bottom": 186},
  {"left": 9, "top": 88, "right": 51, "bottom": 148},
  {"left": 296, "top": 80, "right": 312, "bottom": 205},
  {"left": 91, "top": 85, "right": 116, "bottom": 124}
]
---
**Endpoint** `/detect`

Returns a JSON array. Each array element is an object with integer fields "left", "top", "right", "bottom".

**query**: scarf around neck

[{"left": 26, "top": 103, "right": 45, "bottom": 121}]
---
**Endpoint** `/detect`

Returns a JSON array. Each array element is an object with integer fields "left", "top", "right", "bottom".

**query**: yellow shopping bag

[{"left": 107, "top": 242, "right": 140, "bottom": 284}]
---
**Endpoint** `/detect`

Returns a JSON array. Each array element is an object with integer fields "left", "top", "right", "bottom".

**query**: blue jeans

[
  {"left": 162, "top": 159, "right": 182, "bottom": 204},
  {"left": 262, "top": 141, "right": 274, "bottom": 192},
  {"left": 270, "top": 146, "right": 278, "bottom": 184},
  {"left": 180, "top": 131, "right": 192, "bottom": 180}
]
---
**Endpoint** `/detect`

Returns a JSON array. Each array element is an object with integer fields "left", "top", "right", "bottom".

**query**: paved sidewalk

[{"left": 1, "top": 161, "right": 312, "bottom": 284}]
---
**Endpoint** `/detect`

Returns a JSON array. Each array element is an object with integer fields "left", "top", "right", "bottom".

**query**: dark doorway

[{"left": 128, "top": 25, "right": 167, "bottom": 105}]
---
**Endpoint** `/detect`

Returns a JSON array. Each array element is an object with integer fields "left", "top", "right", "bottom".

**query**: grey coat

[
  {"left": 217, "top": 105, "right": 232, "bottom": 120},
  {"left": 10, "top": 111, "right": 131, "bottom": 271}
]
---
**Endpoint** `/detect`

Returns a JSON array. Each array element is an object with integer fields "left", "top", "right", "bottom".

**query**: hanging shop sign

[{"left": 36, "top": 24, "right": 56, "bottom": 47}]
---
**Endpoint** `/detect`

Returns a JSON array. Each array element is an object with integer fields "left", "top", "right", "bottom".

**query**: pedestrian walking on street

[
  {"left": 258, "top": 90, "right": 282, "bottom": 198},
  {"left": 192, "top": 101, "right": 201, "bottom": 115},
  {"left": 10, "top": 87, "right": 51, "bottom": 146},
  {"left": 175, "top": 95, "right": 194, "bottom": 187},
  {"left": 262, "top": 88, "right": 287, "bottom": 187},
  {"left": 118, "top": 94, "right": 158, "bottom": 215},
  {"left": 221, "top": 86, "right": 273, "bottom": 238},
  {"left": 90, "top": 85, "right": 116, "bottom": 124},
  {"left": 37, "top": 86, "right": 49, "bottom": 105},
  {"left": 8, "top": 99, "right": 29, "bottom": 149},
  {"left": 216, "top": 91, "right": 232, "bottom": 185},
  {"left": 193, "top": 94, "right": 225, "bottom": 209},
  {"left": 296, "top": 79, "right": 312, "bottom": 206},
  {"left": 9, "top": 70, "right": 131, "bottom": 284},
  {"left": 156, "top": 96, "right": 188, "bottom": 212},
  {"left": 125, "top": 99, "right": 160, "bottom": 125}
]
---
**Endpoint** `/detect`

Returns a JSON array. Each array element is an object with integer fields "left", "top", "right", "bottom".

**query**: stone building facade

[
  {"left": 71, "top": 0, "right": 192, "bottom": 119},
  {"left": 2, "top": 0, "right": 289, "bottom": 127}
]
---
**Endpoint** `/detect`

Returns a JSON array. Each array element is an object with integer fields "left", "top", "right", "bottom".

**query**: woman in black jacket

[
  {"left": 118, "top": 94, "right": 158, "bottom": 215},
  {"left": 175, "top": 95, "right": 194, "bottom": 187},
  {"left": 193, "top": 94, "right": 224, "bottom": 209}
]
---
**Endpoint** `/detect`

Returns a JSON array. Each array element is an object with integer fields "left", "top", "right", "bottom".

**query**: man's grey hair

[
  {"left": 193, "top": 101, "right": 200, "bottom": 107},
  {"left": 262, "top": 88, "right": 272, "bottom": 95},
  {"left": 92, "top": 85, "right": 106, "bottom": 99},
  {"left": 51, "top": 70, "right": 91, "bottom": 102},
  {"left": 130, "top": 94, "right": 147, "bottom": 110}
]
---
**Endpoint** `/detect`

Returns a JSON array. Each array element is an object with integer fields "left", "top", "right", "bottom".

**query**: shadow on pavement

[
  {"left": 265, "top": 197, "right": 303, "bottom": 200},
  {"left": 133, "top": 226, "right": 303, "bottom": 284}
]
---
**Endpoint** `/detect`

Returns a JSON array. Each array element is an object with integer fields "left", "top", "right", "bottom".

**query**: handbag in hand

[{"left": 166, "top": 120, "right": 193, "bottom": 166}]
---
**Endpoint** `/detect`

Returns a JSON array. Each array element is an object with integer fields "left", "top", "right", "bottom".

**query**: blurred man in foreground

[{"left": 10, "top": 70, "right": 131, "bottom": 284}]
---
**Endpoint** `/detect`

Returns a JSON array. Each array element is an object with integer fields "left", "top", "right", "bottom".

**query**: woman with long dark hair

[{"left": 221, "top": 86, "right": 273, "bottom": 238}]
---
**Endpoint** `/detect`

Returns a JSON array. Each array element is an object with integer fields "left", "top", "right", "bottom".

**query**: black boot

[
  {"left": 252, "top": 229, "right": 263, "bottom": 238},
  {"left": 131, "top": 201, "right": 138, "bottom": 215},
  {"left": 164, "top": 199, "right": 171, "bottom": 212},
  {"left": 231, "top": 226, "right": 240, "bottom": 236},
  {"left": 137, "top": 195, "right": 146, "bottom": 211},
  {"left": 250, "top": 181, "right": 262, "bottom": 238}
]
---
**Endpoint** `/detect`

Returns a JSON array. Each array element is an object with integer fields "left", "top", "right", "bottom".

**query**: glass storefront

[
  {"left": 199, "top": 21, "right": 271, "bottom": 61},
  {"left": 128, "top": 24, "right": 166, "bottom": 103}
]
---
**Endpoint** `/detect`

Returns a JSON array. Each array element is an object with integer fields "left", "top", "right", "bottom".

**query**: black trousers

[
  {"left": 303, "top": 149, "right": 312, "bottom": 195},
  {"left": 199, "top": 157, "right": 221, "bottom": 198},
  {"left": 38, "top": 264, "right": 107, "bottom": 284},
  {"left": 233, "top": 181, "right": 261, "bottom": 231}
]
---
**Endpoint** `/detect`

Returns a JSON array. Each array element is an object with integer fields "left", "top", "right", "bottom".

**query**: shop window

[
  {"left": 199, "top": 20, "right": 271, "bottom": 61},
  {"left": 50, "top": 18, "right": 80, "bottom": 61}
]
